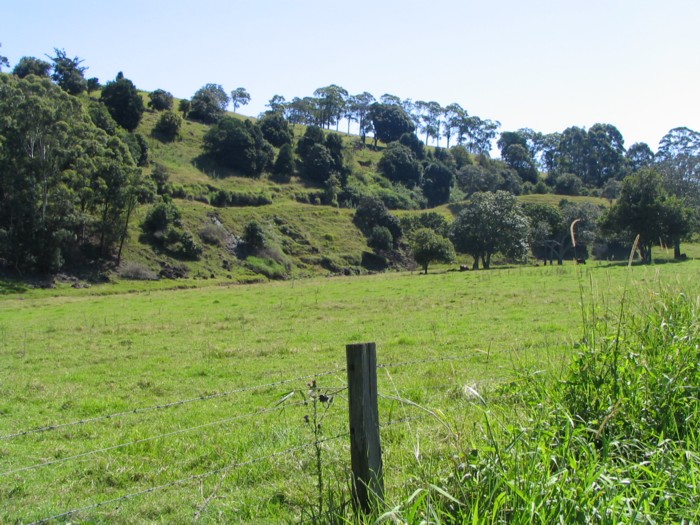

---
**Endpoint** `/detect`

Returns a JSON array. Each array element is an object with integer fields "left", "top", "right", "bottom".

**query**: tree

[
  {"left": 313, "top": 85, "right": 348, "bottom": 130},
  {"left": 601, "top": 169, "right": 694, "bottom": 263},
  {"left": 353, "top": 196, "right": 402, "bottom": 243},
  {"left": 153, "top": 111, "right": 182, "bottom": 141},
  {"left": 13, "top": 56, "right": 52, "bottom": 78},
  {"left": 266, "top": 94, "right": 287, "bottom": 113},
  {"left": 272, "top": 143, "right": 296, "bottom": 180},
  {"left": 378, "top": 143, "right": 423, "bottom": 187},
  {"left": 449, "top": 191, "right": 529, "bottom": 269},
  {"left": 415, "top": 101, "right": 444, "bottom": 146},
  {"left": 188, "top": 83, "right": 229, "bottom": 123},
  {"left": 86, "top": 77, "right": 101, "bottom": 94},
  {"left": 410, "top": 228, "right": 455, "bottom": 274},
  {"left": 148, "top": 89, "right": 174, "bottom": 111},
  {"left": 0, "top": 74, "right": 143, "bottom": 271},
  {"left": 422, "top": 161, "right": 455, "bottom": 206},
  {"left": 230, "top": 87, "right": 251, "bottom": 113},
  {"left": 348, "top": 92, "right": 375, "bottom": 142},
  {"left": 100, "top": 73, "right": 145, "bottom": 131},
  {"left": 521, "top": 203, "right": 565, "bottom": 265},
  {"left": 626, "top": 142, "right": 654, "bottom": 172},
  {"left": 48, "top": 48, "right": 87, "bottom": 95},
  {"left": 369, "top": 103, "right": 415, "bottom": 146},
  {"left": 203, "top": 117, "right": 273, "bottom": 176},
  {"left": 258, "top": 111, "right": 293, "bottom": 147},
  {"left": 443, "top": 103, "right": 465, "bottom": 149},
  {"left": 0, "top": 43, "right": 8, "bottom": 71}
]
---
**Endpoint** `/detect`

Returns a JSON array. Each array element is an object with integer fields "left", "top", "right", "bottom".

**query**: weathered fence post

[{"left": 346, "top": 342, "right": 384, "bottom": 513}]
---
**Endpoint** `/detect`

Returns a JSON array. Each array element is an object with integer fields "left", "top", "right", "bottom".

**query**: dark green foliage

[
  {"left": 455, "top": 155, "right": 519, "bottom": 196},
  {"left": 210, "top": 189, "right": 272, "bottom": 207},
  {"left": 626, "top": 142, "right": 654, "bottom": 172},
  {"left": 189, "top": 83, "right": 229, "bottom": 123},
  {"left": 422, "top": 161, "right": 455, "bottom": 206},
  {"left": 0, "top": 74, "right": 142, "bottom": 272},
  {"left": 148, "top": 89, "right": 174, "bottom": 111},
  {"left": 48, "top": 48, "right": 87, "bottom": 95},
  {"left": 296, "top": 127, "right": 349, "bottom": 185},
  {"left": 449, "top": 191, "right": 529, "bottom": 269},
  {"left": 398, "top": 132, "right": 425, "bottom": 160},
  {"left": 552, "top": 172, "right": 583, "bottom": 196},
  {"left": 203, "top": 117, "right": 274, "bottom": 176},
  {"left": 378, "top": 143, "right": 423, "bottom": 188},
  {"left": 367, "top": 226, "right": 393, "bottom": 251},
  {"left": 369, "top": 103, "right": 415, "bottom": 144},
  {"left": 86, "top": 77, "right": 101, "bottom": 94},
  {"left": 601, "top": 168, "right": 695, "bottom": 263},
  {"left": 353, "top": 196, "right": 402, "bottom": 244},
  {"left": 153, "top": 111, "right": 182, "bottom": 142},
  {"left": 259, "top": 111, "right": 293, "bottom": 147},
  {"left": 150, "top": 163, "right": 172, "bottom": 196},
  {"left": 142, "top": 202, "right": 201, "bottom": 259},
  {"left": 303, "top": 144, "right": 335, "bottom": 183},
  {"left": 12, "top": 56, "right": 51, "bottom": 78},
  {"left": 400, "top": 212, "right": 450, "bottom": 237},
  {"left": 88, "top": 100, "right": 118, "bottom": 135},
  {"left": 120, "top": 131, "right": 149, "bottom": 167},
  {"left": 178, "top": 99, "right": 190, "bottom": 117},
  {"left": 243, "top": 220, "right": 266, "bottom": 249},
  {"left": 409, "top": 228, "right": 455, "bottom": 274},
  {"left": 296, "top": 126, "right": 326, "bottom": 159},
  {"left": 273, "top": 143, "right": 296, "bottom": 180},
  {"left": 143, "top": 202, "right": 181, "bottom": 235},
  {"left": 100, "top": 74, "right": 145, "bottom": 131}
]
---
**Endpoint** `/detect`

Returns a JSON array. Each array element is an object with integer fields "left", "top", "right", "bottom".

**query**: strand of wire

[
  {"left": 27, "top": 432, "right": 349, "bottom": 525},
  {"left": 377, "top": 351, "right": 485, "bottom": 371},
  {"left": 1, "top": 400, "right": 308, "bottom": 478},
  {"left": 1, "top": 367, "right": 346, "bottom": 441}
]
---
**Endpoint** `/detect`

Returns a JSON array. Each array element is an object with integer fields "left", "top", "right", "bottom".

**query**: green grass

[{"left": 1, "top": 258, "right": 699, "bottom": 522}]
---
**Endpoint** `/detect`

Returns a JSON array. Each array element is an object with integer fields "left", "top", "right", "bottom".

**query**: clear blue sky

[{"left": 3, "top": 0, "right": 699, "bottom": 152}]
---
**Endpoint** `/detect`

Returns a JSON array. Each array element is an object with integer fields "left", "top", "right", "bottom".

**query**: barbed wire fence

[{"left": 3, "top": 347, "right": 486, "bottom": 523}]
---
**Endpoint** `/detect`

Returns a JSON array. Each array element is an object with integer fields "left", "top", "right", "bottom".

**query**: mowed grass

[{"left": 1, "top": 259, "right": 699, "bottom": 523}]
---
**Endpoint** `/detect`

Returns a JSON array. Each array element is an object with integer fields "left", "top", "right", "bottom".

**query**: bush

[
  {"left": 153, "top": 111, "right": 182, "bottom": 142},
  {"left": 118, "top": 262, "right": 158, "bottom": 280},
  {"left": 148, "top": 89, "right": 174, "bottom": 111},
  {"left": 243, "top": 220, "right": 266, "bottom": 250},
  {"left": 199, "top": 224, "right": 225, "bottom": 245},
  {"left": 368, "top": 226, "right": 393, "bottom": 251}
]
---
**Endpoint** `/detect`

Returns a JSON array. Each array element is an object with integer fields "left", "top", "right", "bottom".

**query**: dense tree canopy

[
  {"left": 601, "top": 168, "right": 695, "bottom": 263},
  {"left": 203, "top": 116, "right": 273, "bottom": 176},
  {"left": 100, "top": 73, "right": 145, "bottom": 132},
  {"left": 189, "top": 83, "right": 229, "bottom": 123},
  {"left": 148, "top": 89, "right": 174, "bottom": 111},
  {"left": 12, "top": 56, "right": 52, "bottom": 78},
  {"left": 378, "top": 143, "right": 423, "bottom": 188},
  {"left": 0, "top": 74, "right": 143, "bottom": 272},
  {"left": 410, "top": 228, "right": 455, "bottom": 274},
  {"left": 449, "top": 191, "right": 529, "bottom": 269},
  {"left": 369, "top": 103, "right": 415, "bottom": 145},
  {"left": 48, "top": 48, "right": 87, "bottom": 95}
]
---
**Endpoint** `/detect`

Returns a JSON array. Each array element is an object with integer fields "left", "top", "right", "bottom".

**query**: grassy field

[{"left": 1, "top": 257, "right": 699, "bottom": 523}]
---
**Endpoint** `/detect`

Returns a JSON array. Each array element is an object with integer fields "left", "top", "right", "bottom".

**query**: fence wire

[
  {"left": 1, "top": 367, "right": 347, "bottom": 441},
  {"left": 1, "top": 401, "right": 308, "bottom": 478},
  {"left": 27, "top": 432, "right": 349, "bottom": 525}
]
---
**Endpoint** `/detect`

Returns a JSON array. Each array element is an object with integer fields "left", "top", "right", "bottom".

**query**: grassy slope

[
  {"left": 1, "top": 256, "right": 698, "bottom": 522},
  {"left": 126, "top": 98, "right": 613, "bottom": 281}
]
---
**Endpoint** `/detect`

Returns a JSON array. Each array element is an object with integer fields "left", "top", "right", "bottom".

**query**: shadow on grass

[{"left": 0, "top": 277, "right": 30, "bottom": 295}]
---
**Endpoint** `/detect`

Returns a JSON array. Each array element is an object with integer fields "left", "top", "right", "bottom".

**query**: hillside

[{"left": 119, "top": 94, "right": 615, "bottom": 282}]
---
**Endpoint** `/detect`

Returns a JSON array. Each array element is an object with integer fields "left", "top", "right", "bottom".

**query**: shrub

[
  {"left": 199, "top": 224, "right": 225, "bottom": 245},
  {"left": 118, "top": 262, "right": 158, "bottom": 280},
  {"left": 368, "top": 226, "right": 393, "bottom": 251},
  {"left": 153, "top": 111, "right": 182, "bottom": 142},
  {"left": 243, "top": 220, "right": 266, "bottom": 250}
]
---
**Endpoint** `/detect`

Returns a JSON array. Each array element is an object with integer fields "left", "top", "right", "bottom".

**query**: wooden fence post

[{"left": 346, "top": 342, "right": 384, "bottom": 513}]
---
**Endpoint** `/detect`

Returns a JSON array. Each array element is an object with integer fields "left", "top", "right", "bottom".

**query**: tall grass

[{"left": 384, "top": 284, "right": 700, "bottom": 524}]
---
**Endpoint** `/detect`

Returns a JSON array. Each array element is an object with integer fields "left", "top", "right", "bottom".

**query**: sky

[{"left": 3, "top": 0, "right": 699, "bottom": 153}]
